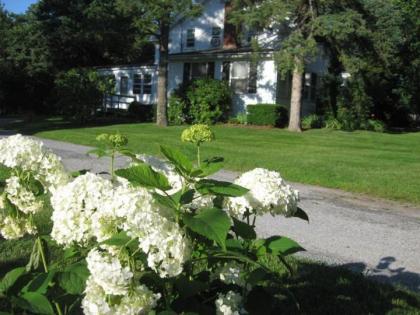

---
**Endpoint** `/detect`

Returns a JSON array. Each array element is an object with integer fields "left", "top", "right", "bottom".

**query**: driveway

[{"left": 1, "top": 133, "right": 420, "bottom": 291}]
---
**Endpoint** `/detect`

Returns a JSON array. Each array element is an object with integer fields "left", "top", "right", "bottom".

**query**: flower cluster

[
  {"left": 0, "top": 213, "right": 36, "bottom": 239},
  {"left": 215, "top": 291, "right": 244, "bottom": 315},
  {"left": 5, "top": 176, "right": 44, "bottom": 214},
  {"left": 82, "top": 276, "right": 160, "bottom": 315},
  {"left": 181, "top": 124, "right": 215, "bottom": 144},
  {"left": 0, "top": 134, "right": 69, "bottom": 191},
  {"left": 227, "top": 168, "right": 299, "bottom": 218},
  {"left": 214, "top": 262, "right": 245, "bottom": 287}
]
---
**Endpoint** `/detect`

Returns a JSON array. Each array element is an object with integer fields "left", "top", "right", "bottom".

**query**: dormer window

[{"left": 186, "top": 29, "right": 195, "bottom": 48}]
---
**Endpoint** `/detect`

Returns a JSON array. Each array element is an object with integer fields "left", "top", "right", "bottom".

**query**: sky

[{"left": 2, "top": 0, "right": 38, "bottom": 14}]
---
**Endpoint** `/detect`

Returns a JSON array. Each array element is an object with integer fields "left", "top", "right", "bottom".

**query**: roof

[{"left": 168, "top": 47, "right": 275, "bottom": 61}]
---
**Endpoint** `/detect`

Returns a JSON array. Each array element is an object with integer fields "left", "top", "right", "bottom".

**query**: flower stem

[
  {"left": 54, "top": 302, "right": 63, "bottom": 315},
  {"left": 37, "top": 237, "right": 48, "bottom": 273},
  {"left": 196, "top": 144, "right": 201, "bottom": 168},
  {"left": 110, "top": 149, "right": 115, "bottom": 183}
]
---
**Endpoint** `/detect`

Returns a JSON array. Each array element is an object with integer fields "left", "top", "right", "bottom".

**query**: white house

[{"left": 100, "top": 0, "right": 328, "bottom": 115}]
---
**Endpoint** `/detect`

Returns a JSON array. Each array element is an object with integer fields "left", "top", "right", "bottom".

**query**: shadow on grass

[
  {"left": 277, "top": 260, "right": 420, "bottom": 314},
  {"left": 0, "top": 115, "right": 142, "bottom": 135}
]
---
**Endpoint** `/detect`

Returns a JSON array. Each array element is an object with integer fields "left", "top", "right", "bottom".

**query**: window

[
  {"left": 211, "top": 27, "right": 222, "bottom": 47},
  {"left": 222, "top": 62, "right": 230, "bottom": 81},
  {"left": 186, "top": 29, "right": 195, "bottom": 48},
  {"left": 133, "top": 74, "right": 141, "bottom": 94},
  {"left": 120, "top": 76, "right": 128, "bottom": 95},
  {"left": 143, "top": 74, "right": 152, "bottom": 95},
  {"left": 230, "top": 61, "right": 257, "bottom": 94},
  {"left": 303, "top": 73, "right": 317, "bottom": 101},
  {"left": 248, "top": 62, "right": 257, "bottom": 94},
  {"left": 183, "top": 62, "right": 215, "bottom": 82}
]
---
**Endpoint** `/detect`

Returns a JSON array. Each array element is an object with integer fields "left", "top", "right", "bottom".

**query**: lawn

[{"left": 5, "top": 117, "right": 420, "bottom": 204}]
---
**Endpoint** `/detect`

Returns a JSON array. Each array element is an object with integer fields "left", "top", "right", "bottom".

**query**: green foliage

[
  {"left": 247, "top": 104, "right": 288, "bottom": 127},
  {"left": 55, "top": 68, "right": 114, "bottom": 123},
  {"left": 168, "top": 95, "right": 187, "bottom": 125},
  {"left": 324, "top": 117, "right": 343, "bottom": 130},
  {"left": 366, "top": 119, "right": 385, "bottom": 133},
  {"left": 186, "top": 79, "right": 232, "bottom": 124},
  {"left": 128, "top": 101, "right": 155, "bottom": 122},
  {"left": 301, "top": 114, "right": 323, "bottom": 129}
]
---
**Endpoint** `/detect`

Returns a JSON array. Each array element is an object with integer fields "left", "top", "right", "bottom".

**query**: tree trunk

[
  {"left": 156, "top": 21, "right": 169, "bottom": 127},
  {"left": 288, "top": 57, "right": 303, "bottom": 132}
]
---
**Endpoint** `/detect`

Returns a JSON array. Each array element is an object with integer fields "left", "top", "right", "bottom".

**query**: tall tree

[{"left": 116, "top": 0, "right": 201, "bottom": 127}]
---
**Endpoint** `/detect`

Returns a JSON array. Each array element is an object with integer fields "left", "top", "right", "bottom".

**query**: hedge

[
  {"left": 128, "top": 101, "right": 155, "bottom": 122},
  {"left": 246, "top": 104, "right": 288, "bottom": 127}
]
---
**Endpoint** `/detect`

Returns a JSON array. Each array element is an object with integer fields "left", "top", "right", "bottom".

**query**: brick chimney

[{"left": 223, "top": 2, "right": 238, "bottom": 49}]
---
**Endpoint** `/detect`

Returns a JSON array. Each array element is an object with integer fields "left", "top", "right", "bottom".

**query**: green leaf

[
  {"left": 199, "top": 157, "right": 224, "bottom": 177},
  {"left": 160, "top": 145, "right": 193, "bottom": 174},
  {"left": 118, "top": 148, "right": 143, "bottom": 163},
  {"left": 180, "top": 189, "right": 195, "bottom": 205},
  {"left": 0, "top": 267, "right": 26, "bottom": 294},
  {"left": 195, "top": 179, "right": 249, "bottom": 197},
  {"left": 102, "top": 231, "right": 132, "bottom": 247},
  {"left": 20, "top": 292, "right": 54, "bottom": 314},
  {"left": 292, "top": 207, "right": 309, "bottom": 222},
  {"left": 70, "top": 169, "right": 89, "bottom": 178},
  {"left": 225, "top": 238, "right": 245, "bottom": 250},
  {"left": 183, "top": 208, "right": 231, "bottom": 250},
  {"left": 115, "top": 164, "right": 172, "bottom": 191},
  {"left": 26, "top": 241, "right": 40, "bottom": 272},
  {"left": 22, "top": 271, "right": 55, "bottom": 295},
  {"left": 232, "top": 218, "right": 257, "bottom": 240},
  {"left": 247, "top": 268, "right": 269, "bottom": 286},
  {"left": 152, "top": 193, "right": 177, "bottom": 209},
  {"left": 266, "top": 236, "right": 305, "bottom": 256},
  {"left": 58, "top": 263, "right": 89, "bottom": 295}
]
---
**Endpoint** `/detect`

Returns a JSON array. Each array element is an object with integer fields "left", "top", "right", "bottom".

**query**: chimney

[{"left": 223, "top": 2, "right": 238, "bottom": 49}]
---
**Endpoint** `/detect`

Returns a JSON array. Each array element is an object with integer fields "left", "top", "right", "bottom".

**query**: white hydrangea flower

[
  {"left": 82, "top": 276, "right": 160, "bottom": 315},
  {"left": 215, "top": 262, "right": 245, "bottom": 287},
  {"left": 135, "top": 154, "right": 184, "bottom": 194},
  {"left": 226, "top": 168, "right": 299, "bottom": 218},
  {"left": 50, "top": 173, "right": 113, "bottom": 246},
  {"left": 215, "top": 291, "right": 244, "bottom": 315},
  {"left": 86, "top": 249, "right": 133, "bottom": 296},
  {"left": 4, "top": 176, "right": 43, "bottom": 214},
  {"left": 0, "top": 215, "right": 36, "bottom": 240},
  {"left": 0, "top": 134, "right": 69, "bottom": 191}
]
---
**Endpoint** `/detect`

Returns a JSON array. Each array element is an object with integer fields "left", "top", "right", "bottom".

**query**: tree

[
  {"left": 116, "top": 0, "right": 201, "bottom": 127},
  {"left": 231, "top": 0, "right": 319, "bottom": 132}
]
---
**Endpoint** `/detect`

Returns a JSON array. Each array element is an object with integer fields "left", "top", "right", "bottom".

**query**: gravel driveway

[{"left": 1, "top": 132, "right": 419, "bottom": 291}]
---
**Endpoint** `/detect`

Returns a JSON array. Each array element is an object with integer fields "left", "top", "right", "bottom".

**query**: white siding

[
  {"left": 169, "top": 0, "right": 225, "bottom": 53},
  {"left": 231, "top": 60, "right": 277, "bottom": 113}
]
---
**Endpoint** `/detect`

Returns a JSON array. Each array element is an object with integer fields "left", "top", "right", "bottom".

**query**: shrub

[
  {"left": 366, "top": 119, "right": 386, "bottom": 132},
  {"left": 168, "top": 95, "right": 188, "bottom": 125},
  {"left": 324, "top": 117, "right": 343, "bottom": 130},
  {"left": 186, "top": 79, "right": 232, "bottom": 124},
  {"left": 128, "top": 101, "right": 155, "bottom": 122},
  {"left": 247, "top": 104, "right": 288, "bottom": 127},
  {"left": 55, "top": 68, "right": 114, "bottom": 124},
  {"left": 228, "top": 112, "right": 247, "bottom": 125},
  {"left": 301, "top": 114, "right": 323, "bottom": 129},
  {"left": 0, "top": 132, "right": 308, "bottom": 314}
]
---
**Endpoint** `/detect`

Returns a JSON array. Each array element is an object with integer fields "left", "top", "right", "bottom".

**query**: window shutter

[
  {"left": 222, "top": 62, "right": 230, "bottom": 81},
  {"left": 183, "top": 63, "right": 191, "bottom": 82},
  {"left": 207, "top": 62, "right": 215, "bottom": 79},
  {"left": 247, "top": 62, "right": 257, "bottom": 94}
]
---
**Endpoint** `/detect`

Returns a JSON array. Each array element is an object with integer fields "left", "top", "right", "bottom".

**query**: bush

[
  {"left": 301, "top": 114, "right": 323, "bottom": 129},
  {"left": 187, "top": 79, "right": 232, "bottom": 124},
  {"left": 55, "top": 68, "right": 114, "bottom": 124},
  {"left": 247, "top": 104, "right": 288, "bottom": 127},
  {"left": 128, "top": 101, "right": 155, "bottom": 122},
  {"left": 0, "top": 132, "right": 308, "bottom": 314},
  {"left": 228, "top": 112, "right": 247, "bottom": 125},
  {"left": 168, "top": 95, "right": 188, "bottom": 125},
  {"left": 366, "top": 119, "right": 386, "bottom": 132},
  {"left": 324, "top": 117, "right": 343, "bottom": 130}
]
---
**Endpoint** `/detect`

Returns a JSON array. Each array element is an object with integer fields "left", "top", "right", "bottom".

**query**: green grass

[{"left": 5, "top": 117, "right": 420, "bottom": 204}]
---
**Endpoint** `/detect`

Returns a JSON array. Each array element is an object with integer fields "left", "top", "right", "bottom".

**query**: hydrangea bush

[{"left": 0, "top": 126, "right": 308, "bottom": 315}]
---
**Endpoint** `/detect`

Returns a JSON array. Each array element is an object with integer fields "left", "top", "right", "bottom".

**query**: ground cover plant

[{"left": 4, "top": 117, "right": 420, "bottom": 205}]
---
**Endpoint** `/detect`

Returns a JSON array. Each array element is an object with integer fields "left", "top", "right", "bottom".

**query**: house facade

[{"left": 100, "top": 0, "right": 328, "bottom": 115}]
